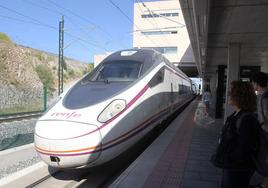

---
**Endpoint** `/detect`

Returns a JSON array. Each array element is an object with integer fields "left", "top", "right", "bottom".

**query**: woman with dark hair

[{"left": 212, "top": 81, "right": 260, "bottom": 188}]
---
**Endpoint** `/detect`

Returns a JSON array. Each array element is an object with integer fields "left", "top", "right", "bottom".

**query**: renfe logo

[{"left": 50, "top": 111, "right": 82, "bottom": 119}]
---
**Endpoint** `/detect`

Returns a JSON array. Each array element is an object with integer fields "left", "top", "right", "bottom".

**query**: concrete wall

[{"left": 133, "top": 0, "right": 193, "bottom": 64}]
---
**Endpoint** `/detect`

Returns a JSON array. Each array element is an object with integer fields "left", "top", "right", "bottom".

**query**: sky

[{"left": 0, "top": 0, "right": 140, "bottom": 63}]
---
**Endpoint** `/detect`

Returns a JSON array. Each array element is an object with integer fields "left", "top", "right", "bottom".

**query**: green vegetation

[
  {"left": 0, "top": 62, "right": 20, "bottom": 86},
  {"left": 26, "top": 51, "right": 31, "bottom": 56},
  {"left": 0, "top": 51, "right": 7, "bottom": 60},
  {"left": 0, "top": 32, "right": 12, "bottom": 44},
  {"left": 47, "top": 56, "right": 54, "bottom": 62},
  {"left": 35, "top": 64, "right": 54, "bottom": 94},
  {"left": 83, "top": 63, "right": 94, "bottom": 75},
  {"left": 35, "top": 52, "right": 45, "bottom": 61},
  {"left": 67, "top": 69, "right": 75, "bottom": 77},
  {"left": 63, "top": 71, "right": 69, "bottom": 80},
  {"left": 63, "top": 59, "right": 67, "bottom": 70},
  {"left": 0, "top": 63, "right": 7, "bottom": 75},
  {"left": 9, "top": 78, "right": 20, "bottom": 86}
]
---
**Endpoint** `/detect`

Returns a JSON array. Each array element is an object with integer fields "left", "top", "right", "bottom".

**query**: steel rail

[{"left": 0, "top": 111, "right": 44, "bottom": 122}]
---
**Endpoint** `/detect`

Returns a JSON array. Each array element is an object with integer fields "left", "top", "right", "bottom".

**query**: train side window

[
  {"left": 187, "top": 86, "right": 190, "bottom": 93},
  {"left": 178, "top": 84, "right": 190, "bottom": 94},
  {"left": 178, "top": 84, "right": 184, "bottom": 94},
  {"left": 148, "top": 68, "right": 164, "bottom": 88}
]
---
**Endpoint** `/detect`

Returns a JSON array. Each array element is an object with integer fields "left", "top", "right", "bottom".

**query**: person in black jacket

[
  {"left": 219, "top": 81, "right": 260, "bottom": 188},
  {"left": 251, "top": 71, "right": 268, "bottom": 188},
  {"left": 252, "top": 72, "right": 268, "bottom": 132}
]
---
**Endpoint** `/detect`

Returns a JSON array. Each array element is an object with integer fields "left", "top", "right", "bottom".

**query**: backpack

[{"left": 236, "top": 113, "right": 268, "bottom": 177}]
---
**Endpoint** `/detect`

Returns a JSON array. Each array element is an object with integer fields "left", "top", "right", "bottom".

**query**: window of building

[
  {"left": 171, "top": 13, "right": 179, "bottom": 17},
  {"left": 164, "top": 47, "right": 177, "bottom": 54},
  {"left": 144, "top": 47, "right": 177, "bottom": 54},
  {"left": 141, "top": 31, "right": 178, "bottom": 35},
  {"left": 141, "top": 12, "right": 179, "bottom": 18}
]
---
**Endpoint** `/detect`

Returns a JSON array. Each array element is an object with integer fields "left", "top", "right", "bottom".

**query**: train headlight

[{"left": 98, "top": 99, "right": 127, "bottom": 123}]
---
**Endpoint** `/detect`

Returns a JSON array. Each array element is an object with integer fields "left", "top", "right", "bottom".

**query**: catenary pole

[{"left": 58, "top": 16, "right": 64, "bottom": 95}]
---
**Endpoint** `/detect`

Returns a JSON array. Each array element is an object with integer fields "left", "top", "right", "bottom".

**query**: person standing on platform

[
  {"left": 211, "top": 81, "right": 260, "bottom": 188},
  {"left": 202, "top": 86, "right": 212, "bottom": 115},
  {"left": 252, "top": 72, "right": 268, "bottom": 131},
  {"left": 251, "top": 72, "right": 268, "bottom": 188}
]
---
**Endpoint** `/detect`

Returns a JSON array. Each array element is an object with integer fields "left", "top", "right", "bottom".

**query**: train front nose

[{"left": 34, "top": 120, "right": 102, "bottom": 168}]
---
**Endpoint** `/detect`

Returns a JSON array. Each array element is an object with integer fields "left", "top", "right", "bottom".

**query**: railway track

[
  {"left": 0, "top": 111, "right": 44, "bottom": 122},
  {"left": 2, "top": 145, "right": 144, "bottom": 188},
  {"left": 0, "top": 100, "right": 195, "bottom": 188},
  {"left": 24, "top": 165, "right": 118, "bottom": 188},
  {"left": 25, "top": 169, "right": 88, "bottom": 188},
  {"left": 0, "top": 117, "right": 164, "bottom": 188},
  {"left": 24, "top": 132, "right": 155, "bottom": 188}
]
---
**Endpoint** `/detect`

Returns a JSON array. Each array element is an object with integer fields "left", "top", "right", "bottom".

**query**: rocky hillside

[{"left": 0, "top": 33, "right": 93, "bottom": 114}]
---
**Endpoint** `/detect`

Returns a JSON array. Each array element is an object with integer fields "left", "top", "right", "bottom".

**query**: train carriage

[{"left": 34, "top": 49, "right": 193, "bottom": 168}]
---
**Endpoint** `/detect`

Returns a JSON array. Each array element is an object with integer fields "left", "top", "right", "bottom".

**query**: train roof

[
  {"left": 101, "top": 49, "right": 189, "bottom": 81},
  {"left": 101, "top": 49, "right": 161, "bottom": 73},
  {"left": 102, "top": 49, "right": 155, "bottom": 63}
]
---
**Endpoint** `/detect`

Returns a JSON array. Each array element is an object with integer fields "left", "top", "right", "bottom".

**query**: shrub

[
  {"left": 83, "top": 63, "right": 94, "bottom": 75},
  {"left": 0, "top": 32, "right": 12, "bottom": 44},
  {"left": 62, "top": 59, "right": 67, "bottom": 70},
  {"left": 35, "top": 64, "right": 54, "bottom": 92},
  {"left": 63, "top": 71, "right": 69, "bottom": 80},
  {"left": 67, "top": 69, "right": 75, "bottom": 78},
  {"left": 10, "top": 78, "right": 20, "bottom": 86},
  {"left": 36, "top": 52, "right": 45, "bottom": 61},
  {"left": 0, "top": 63, "right": 7, "bottom": 74}
]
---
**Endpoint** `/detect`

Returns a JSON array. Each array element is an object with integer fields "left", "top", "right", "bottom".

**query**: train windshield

[{"left": 86, "top": 61, "right": 143, "bottom": 82}]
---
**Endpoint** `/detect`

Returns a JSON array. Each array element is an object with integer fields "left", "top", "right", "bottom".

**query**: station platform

[{"left": 109, "top": 100, "right": 223, "bottom": 188}]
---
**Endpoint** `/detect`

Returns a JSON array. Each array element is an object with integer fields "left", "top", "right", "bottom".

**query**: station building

[
  {"left": 94, "top": 0, "right": 197, "bottom": 78},
  {"left": 179, "top": 0, "right": 268, "bottom": 120},
  {"left": 133, "top": 0, "right": 197, "bottom": 77}
]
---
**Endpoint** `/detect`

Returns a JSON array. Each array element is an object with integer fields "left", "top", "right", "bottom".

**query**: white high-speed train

[{"left": 34, "top": 49, "right": 194, "bottom": 168}]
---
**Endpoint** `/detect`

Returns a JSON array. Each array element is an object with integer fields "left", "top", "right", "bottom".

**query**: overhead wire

[
  {"left": 0, "top": 4, "right": 57, "bottom": 30},
  {"left": 64, "top": 32, "right": 108, "bottom": 51},
  {"left": 0, "top": 14, "right": 48, "bottom": 27},
  {"left": 46, "top": 0, "right": 127, "bottom": 49},
  {"left": 135, "top": 0, "right": 157, "bottom": 28},
  {"left": 140, "top": 1, "right": 185, "bottom": 27},
  {"left": 22, "top": 0, "right": 108, "bottom": 51},
  {"left": 46, "top": 0, "right": 97, "bottom": 29},
  {"left": 108, "top": 0, "right": 159, "bottom": 47},
  {"left": 135, "top": 0, "right": 172, "bottom": 46},
  {"left": 137, "top": 0, "right": 183, "bottom": 59},
  {"left": 0, "top": 4, "right": 108, "bottom": 52},
  {"left": 23, "top": 0, "right": 61, "bottom": 16}
]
